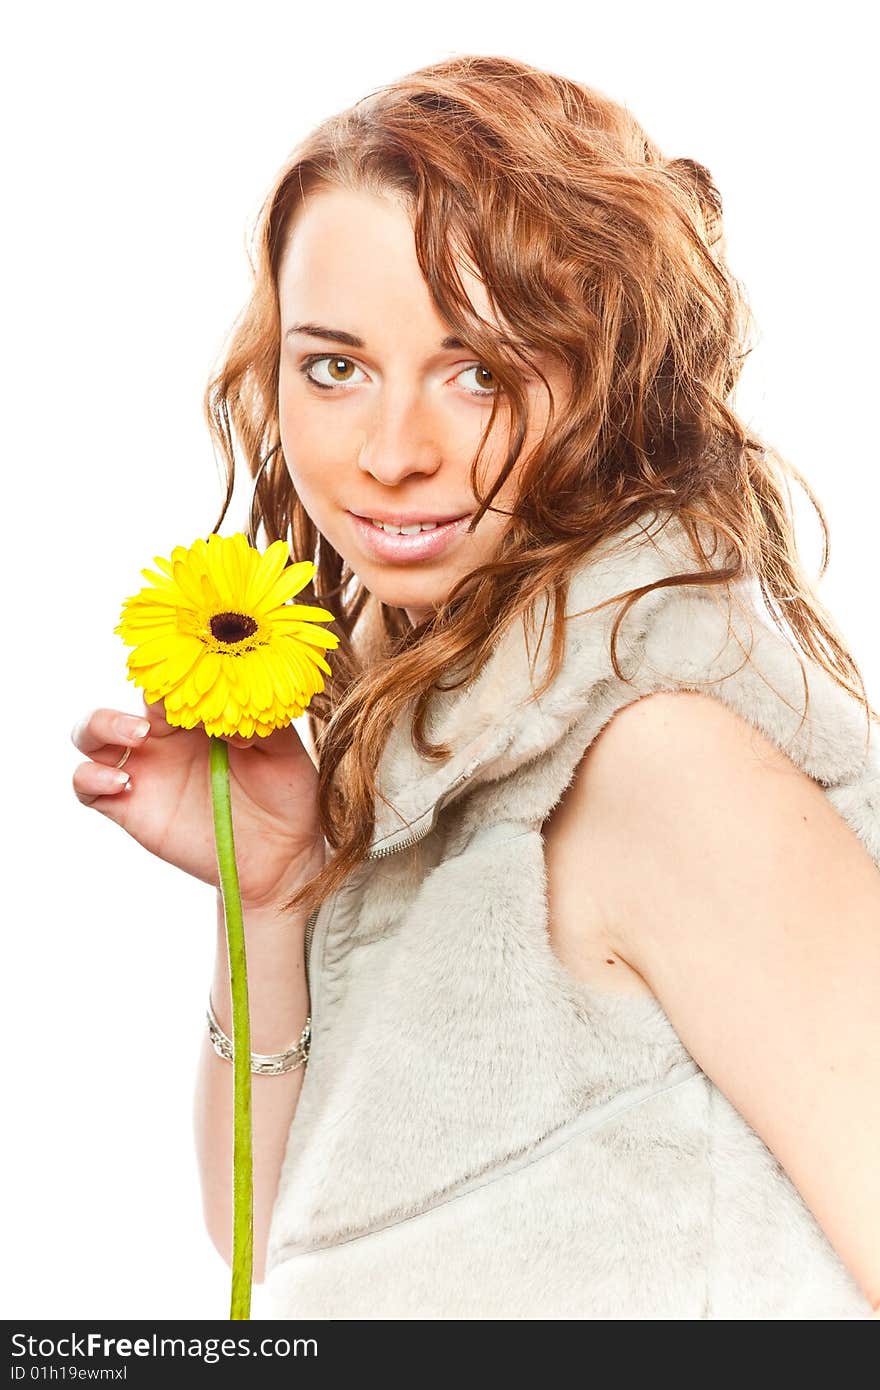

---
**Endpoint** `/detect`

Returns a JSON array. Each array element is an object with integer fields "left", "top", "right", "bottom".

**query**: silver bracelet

[{"left": 206, "top": 993, "right": 311, "bottom": 1076}]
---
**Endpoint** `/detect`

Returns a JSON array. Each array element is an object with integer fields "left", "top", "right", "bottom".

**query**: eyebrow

[{"left": 285, "top": 322, "right": 468, "bottom": 351}]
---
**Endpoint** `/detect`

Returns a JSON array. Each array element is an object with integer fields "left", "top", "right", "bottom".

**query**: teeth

[{"left": 370, "top": 519, "right": 439, "bottom": 535}]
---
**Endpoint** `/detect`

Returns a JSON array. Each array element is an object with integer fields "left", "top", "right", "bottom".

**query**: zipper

[
  {"left": 303, "top": 903, "right": 319, "bottom": 1002},
  {"left": 365, "top": 809, "right": 445, "bottom": 860},
  {"left": 364, "top": 762, "right": 478, "bottom": 861}
]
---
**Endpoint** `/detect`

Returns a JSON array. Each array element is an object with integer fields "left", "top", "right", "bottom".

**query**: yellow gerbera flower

[{"left": 114, "top": 532, "right": 339, "bottom": 737}]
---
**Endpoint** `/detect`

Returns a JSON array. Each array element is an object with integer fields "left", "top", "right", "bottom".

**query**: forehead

[{"left": 277, "top": 184, "right": 498, "bottom": 341}]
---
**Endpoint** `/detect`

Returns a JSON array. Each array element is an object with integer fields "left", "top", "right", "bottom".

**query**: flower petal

[
  {"left": 271, "top": 602, "right": 338, "bottom": 624},
  {"left": 245, "top": 539, "right": 289, "bottom": 610},
  {"left": 204, "top": 536, "right": 233, "bottom": 604},
  {"left": 192, "top": 648, "right": 221, "bottom": 696}
]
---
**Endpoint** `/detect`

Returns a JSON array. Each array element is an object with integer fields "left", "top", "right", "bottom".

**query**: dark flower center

[{"left": 210, "top": 611, "right": 258, "bottom": 644}]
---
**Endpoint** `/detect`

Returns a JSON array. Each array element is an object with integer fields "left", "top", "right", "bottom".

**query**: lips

[{"left": 348, "top": 512, "right": 472, "bottom": 563}]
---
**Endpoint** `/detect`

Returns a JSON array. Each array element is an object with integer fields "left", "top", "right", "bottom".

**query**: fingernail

[{"left": 115, "top": 717, "right": 149, "bottom": 740}]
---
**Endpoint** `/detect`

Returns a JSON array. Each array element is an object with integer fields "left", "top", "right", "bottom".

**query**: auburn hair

[{"left": 203, "top": 53, "right": 877, "bottom": 917}]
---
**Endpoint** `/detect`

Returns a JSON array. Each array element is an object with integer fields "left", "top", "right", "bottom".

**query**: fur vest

[{"left": 263, "top": 508, "right": 878, "bottom": 1319}]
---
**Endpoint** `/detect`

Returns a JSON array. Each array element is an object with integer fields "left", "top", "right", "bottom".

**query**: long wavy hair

[{"left": 203, "top": 53, "right": 877, "bottom": 917}]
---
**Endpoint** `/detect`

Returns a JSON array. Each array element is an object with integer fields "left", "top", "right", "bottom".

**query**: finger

[
  {"left": 140, "top": 694, "right": 178, "bottom": 738},
  {"left": 70, "top": 707, "right": 153, "bottom": 761},
  {"left": 220, "top": 729, "right": 270, "bottom": 751},
  {"left": 71, "top": 759, "right": 134, "bottom": 809}
]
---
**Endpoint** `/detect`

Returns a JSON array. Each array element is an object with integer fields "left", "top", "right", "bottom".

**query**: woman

[{"left": 71, "top": 55, "right": 880, "bottom": 1319}]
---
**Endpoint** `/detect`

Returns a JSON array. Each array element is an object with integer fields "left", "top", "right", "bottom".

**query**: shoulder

[
  {"left": 559, "top": 686, "right": 867, "bottom": 966},
  {"left": 582, "top": 687, "right": 801, "bottom": 806},
  {"left": 567, "top": 684, "right": 802, "bottom": 813}
]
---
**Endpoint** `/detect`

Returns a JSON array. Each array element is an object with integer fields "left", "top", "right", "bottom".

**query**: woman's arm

[
  {"left": 559, "top": 689, "right": 880, "bottom": 1313},
  {"left": 193, "top": 879, "right": 318, "bottom": 1284}
]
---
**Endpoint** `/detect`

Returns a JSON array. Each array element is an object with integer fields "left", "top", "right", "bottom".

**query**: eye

[
  {"left": 299, "top": 355, "right": 367, "bottom": 390},
  {"left": 456, "top": 364, "right": 499, "bottom": 397}
]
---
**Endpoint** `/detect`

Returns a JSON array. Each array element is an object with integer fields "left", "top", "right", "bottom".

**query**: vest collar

[{"left": 367, "top": 507, "right": 706, "bottom": 856}]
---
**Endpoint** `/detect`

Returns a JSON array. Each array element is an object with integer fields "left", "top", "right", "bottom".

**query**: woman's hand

[{"left": 70, "top": 696, "right": 324, "bottom": 910}]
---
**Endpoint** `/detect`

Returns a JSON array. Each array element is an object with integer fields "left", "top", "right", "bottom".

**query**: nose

[{"left": 355, "top": 386, "right": 442, "bottom": 486}]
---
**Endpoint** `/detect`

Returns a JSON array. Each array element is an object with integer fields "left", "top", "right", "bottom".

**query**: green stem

[{"left": 208, "top": 735, "right": 252, "bottom": 1320}]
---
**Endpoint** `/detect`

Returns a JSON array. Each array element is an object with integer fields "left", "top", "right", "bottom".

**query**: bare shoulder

[
  {"left": 548, "top": 688, "right": 842, "bottom": 974},
  {"left": 541, "top": 689, "right": 751, "bottom": 998},
  {"left": 584, "top": 687, "right": 800, "bottom": 781}
]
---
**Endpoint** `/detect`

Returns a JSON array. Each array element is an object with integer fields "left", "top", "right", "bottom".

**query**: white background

[{"left": 4, "top": 0, "right": 877, "bottom": 1320}]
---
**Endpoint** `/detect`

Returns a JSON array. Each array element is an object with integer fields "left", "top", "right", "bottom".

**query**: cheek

[
  {"left": 282, "top": 451, "right": 328, "bottom": 518},
  {"left": 279, "top": 384, "right": 337, "bottom": 492}
]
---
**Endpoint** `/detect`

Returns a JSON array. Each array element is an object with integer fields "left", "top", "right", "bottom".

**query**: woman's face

[{"left": 277, "top": 185, "right": 568, "bottom": 625}]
